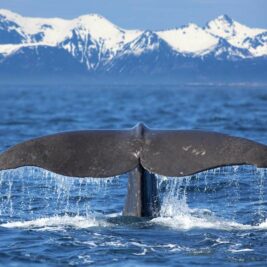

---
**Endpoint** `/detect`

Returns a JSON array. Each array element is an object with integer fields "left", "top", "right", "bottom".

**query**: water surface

[{"left": 0, "top": 84, "right": 266, "bottom": 266}]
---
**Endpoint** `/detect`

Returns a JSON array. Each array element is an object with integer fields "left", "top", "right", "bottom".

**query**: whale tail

[{"left": 0, "top": 123, "right": 267, "bottom": 217}]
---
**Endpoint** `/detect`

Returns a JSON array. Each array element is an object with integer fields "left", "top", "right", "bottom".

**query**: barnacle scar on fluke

[{"left": 0, "top": 123, "right": 267, "bottom": 217}]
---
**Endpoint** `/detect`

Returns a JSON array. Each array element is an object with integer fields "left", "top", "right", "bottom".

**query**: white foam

[
  {"left": 229, "top": 248, "right": 254, "bottom": 253},
  {"left": 152, "top": 214, "right": 267, "bottom": 231},
  {"left": 133, "top": 248, "right": 148, "bottom": 256},
  {"left": 258, "top": 219, "right": 267, "bottom": 228},
  {"left": 1, "top": 214, "right": 266, "bottom": 232},
  {"left": 1, "top": 215, "right": 109, "bottom": 230}
]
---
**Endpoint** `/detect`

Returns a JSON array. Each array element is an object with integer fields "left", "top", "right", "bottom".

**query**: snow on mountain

[
  {"left": 0, "top": 44, "right": 21, "bottom": 56},
  {"left": 0, "top": 11, "right": 27, "bottom": 44},
  {"left": 201, "top": 38, "right": 252, "bottom": 60},
  {"left": 0, "top": 9, "right": 267, "bottom": 61},
  {"left": 0, "top": 9, "right": 141, "bottom": 69},
  {"left": 0, "top": 9, "right": 267, "bottom": 80},
  {"left": 105, "top": 31, "right": 186, "bottom": 74},
  {"left": 158, "top": 23, "right": 218, "bottom": 54},
  {"left": 0, "top": 9, "right": 69, "bottom": 44},
  {"left": 71, "top": 14, "right": 140, "bottom": 53},
  {"left": 119, "top": 30, "right": 166, "bottom": 56},
  {"left": 0, "top": 9, "right": 141, "bottom": 45},
  {"left": 59, "top": 14, "right": 141, "bottom": 69},
  {"left": 242, "top": 31, "right": 267, "bottom": 57},
  {"left": 205, "top": 15, "right": 266, "bottom": 55}
]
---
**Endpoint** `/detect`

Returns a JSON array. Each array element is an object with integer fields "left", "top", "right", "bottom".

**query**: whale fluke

[
  {"left": 142, "top": 129, "right": 267, "bottom": 176},
  {"left": 0, "top": 123, "right": 266, "bottom": 217},
  {"left": 0, "top": 130, "right": 140, "bottom": 178},
  {"left": 0, "top": 123, "right": 266, "bottom": 177}
]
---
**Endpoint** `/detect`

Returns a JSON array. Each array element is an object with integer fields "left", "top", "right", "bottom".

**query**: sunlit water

[{"left": 0, "top": 84, "right": 266, "bottom": 266}]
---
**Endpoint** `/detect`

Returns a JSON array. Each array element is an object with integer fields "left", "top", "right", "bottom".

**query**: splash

[
  {"left": 0, "top": 165, "right": 266, "bottom": 231},
  {"left": 152, "top": 213, "right": 267, "bottom": 231},
  {"left": 154, "top": 166, "right": 266, "bottom": 231},
  {"left": 0, "top": 167, "right": 123, "bottom": 224}
]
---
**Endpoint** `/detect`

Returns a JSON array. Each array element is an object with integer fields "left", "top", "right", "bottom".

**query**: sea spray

[
  {"left": 0, "top": 165, "right": 266, "bottom": 230},
  {"left": 156, "top": 175, "right": 192, "bottom": 217},
  {"left": 0, "top": 167, "right": 123, "bottom": 223},
  {"left": 255, "top": 167, "right": 266, "bottom": 223},
  {"left": 155, "top": 165, "right": 266, "bottom": 228}
]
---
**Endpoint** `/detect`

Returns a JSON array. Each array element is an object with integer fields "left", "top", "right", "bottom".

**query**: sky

[{"left": 0, "top": 0, "right": 267, "bottom": 30}]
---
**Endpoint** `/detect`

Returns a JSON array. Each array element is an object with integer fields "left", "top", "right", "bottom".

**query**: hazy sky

[{"left": 0, "top": 0, "right": 266, "bottom": 29}]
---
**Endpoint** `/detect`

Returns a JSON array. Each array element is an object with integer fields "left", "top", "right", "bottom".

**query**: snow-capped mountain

[
  {"left": 0, "top": 9, "right": 141, "bottom": 69},
  {"left": 0, "top": 9, "right": 266, "bottom": 82},
  {"left": 205, "top": 15, "right": 266, "bottom": 52},
  {"left": 105, "top": 31, "right": 188, "bottom": 75},
  {"left": 59, "top": 14, "right": 141, "bottom": 70}
]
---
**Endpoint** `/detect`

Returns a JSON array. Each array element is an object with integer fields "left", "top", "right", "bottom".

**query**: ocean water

[{"left": 0, "top": 84, "right": 266, "bottom": 266}]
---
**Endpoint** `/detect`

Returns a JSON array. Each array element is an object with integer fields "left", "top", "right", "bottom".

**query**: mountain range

[{"left": 0, "top": 9, "right": 266, "bottom": 83}]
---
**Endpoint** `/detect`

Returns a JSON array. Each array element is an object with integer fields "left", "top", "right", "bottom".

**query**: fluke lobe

[{"left": 0, "top": 123, "right": 267, "bottom": 217}]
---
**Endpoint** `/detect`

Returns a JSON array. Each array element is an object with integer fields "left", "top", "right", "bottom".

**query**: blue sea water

[{"left": 0, "top": 84, "right": 266, "bottom": 266}]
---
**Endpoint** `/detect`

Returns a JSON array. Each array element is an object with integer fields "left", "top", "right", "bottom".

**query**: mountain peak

[
  {"left": 74, "top": 13, "right": 122, "bottom": 34},
  {"left": 205, "top": 13, "right": 266, "bottom": 52},
  {"left": 142, "top": 30, "right": 158, "bottom": 37},
  {"left": 0, "top": 8, "right": 266, "bottom": 62},
  {"left": 131, "top": 30, "right": 160, "bottom": 47},
  {"left": 206, "top": 14, "right": 234, "bottom": 29},
  {"left": 120, "top": 30, "right": 171, "bottom": 56},
  {"left": 204, "top": 14, "right": 237, "bottom": 40},
  {"left": 186, "top": 23, "right": 199, "bottom": 28},
  {"left": 216, "top": 14, "right": 233, "bottom": 24},
  {"left": 77, "top": 13, "right": 105, "bottom": 21},
  {"left": 204, "top": 37, "right": 252, "bottom": 59},
  {"left": 180, "top": 23, "right": 200, "bottom": 30}
]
